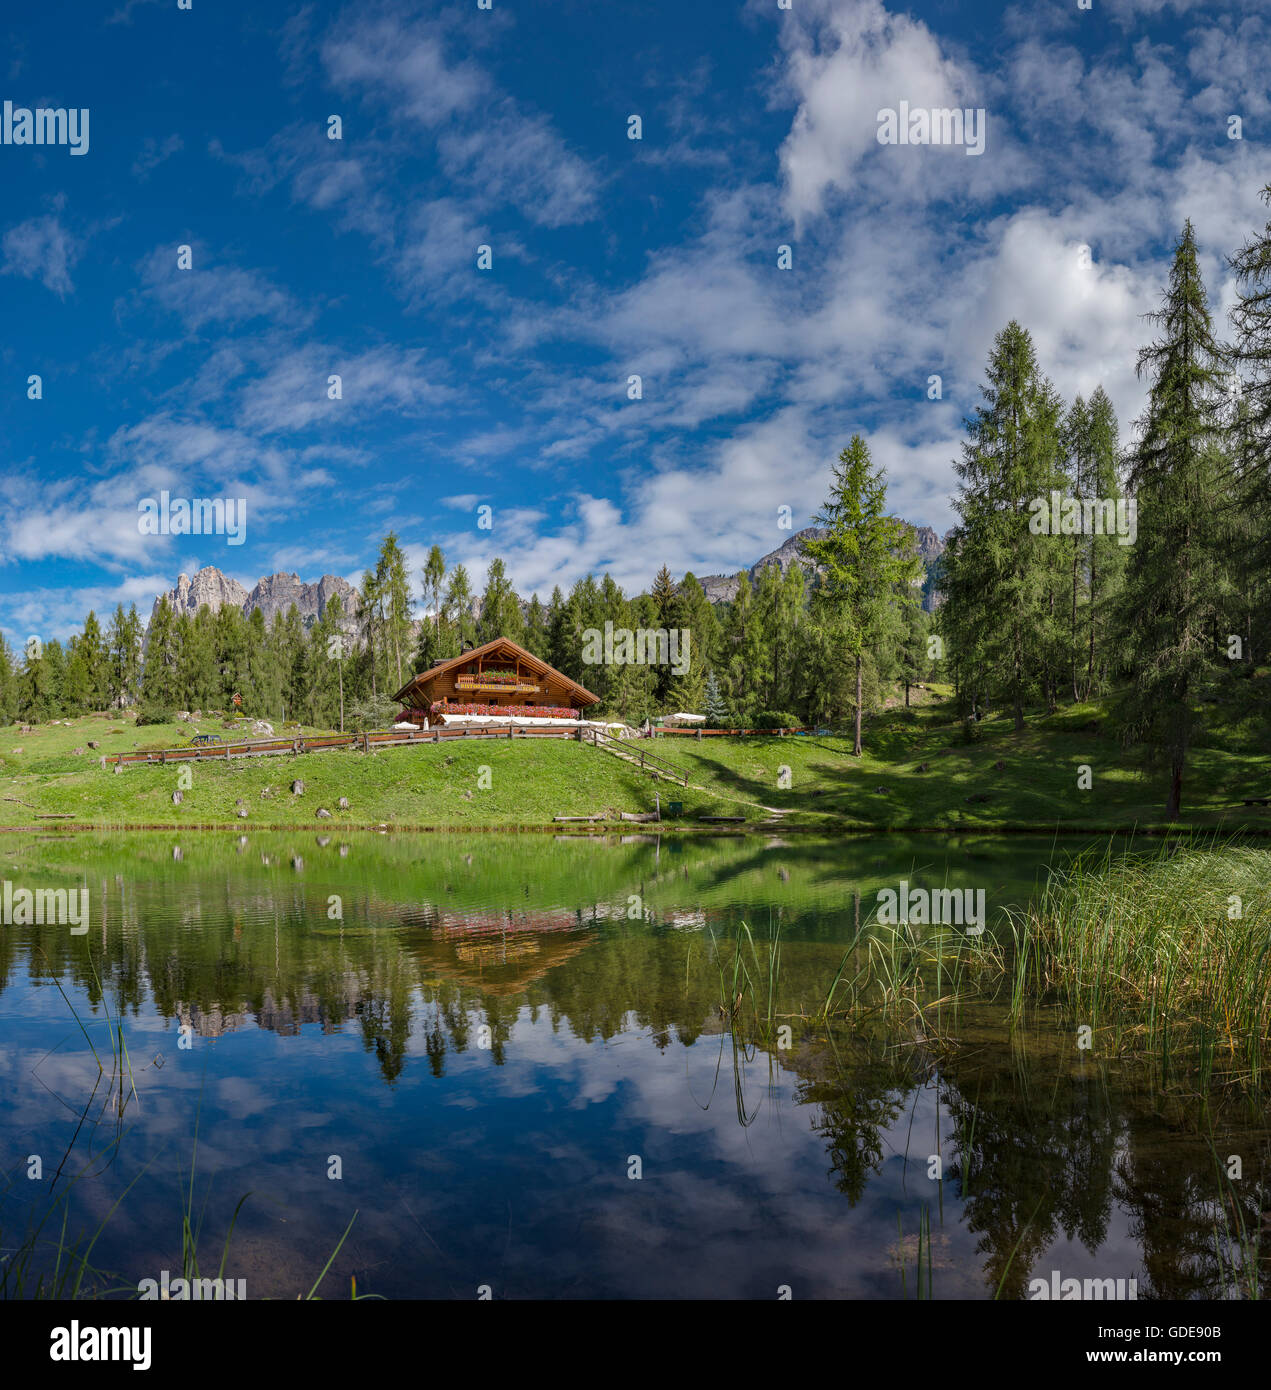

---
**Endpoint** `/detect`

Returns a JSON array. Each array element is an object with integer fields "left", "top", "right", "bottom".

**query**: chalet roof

[{"left": 390, "top": 636, "right": 601, "bottom": 707}]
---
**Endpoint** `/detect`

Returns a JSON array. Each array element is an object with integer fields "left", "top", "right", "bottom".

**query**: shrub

[
  {"left": 755, "top": 711, "right": 802, "bottom": 730},
  {"left": 135, "top": 704, "right": 174, "bottom": 726}
]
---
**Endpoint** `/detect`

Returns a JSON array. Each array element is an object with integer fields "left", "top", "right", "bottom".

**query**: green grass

[
  {"left": 2, "top": 685, "right": 1269, "bottom": 831},
  {"left": 1007, "top": 842, "right": 1271, "bottom": 1089}
]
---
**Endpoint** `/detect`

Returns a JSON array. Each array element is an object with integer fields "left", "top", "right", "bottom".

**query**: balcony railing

[{"left": 455, "top": 675, "right": 540, "bottom": 693}]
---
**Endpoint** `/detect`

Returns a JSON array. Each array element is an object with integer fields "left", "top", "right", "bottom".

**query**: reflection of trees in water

[
  {"left": 934, "top": 1042, "right": 1119, "bottom": 1300},
  {"left": 7, "top": 872, "right": 1269, "bottom": 1297},
  {"left": 793, "top": 1039, "right": 914, "bottom": 1206},
  {"left": 1112, "top": 1117, "right": 1270, "bottom": 1300}
]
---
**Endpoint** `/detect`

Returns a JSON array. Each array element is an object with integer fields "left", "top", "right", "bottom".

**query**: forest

[{"left": 3, "top": 196, "right": 1271, "bottom": 827}]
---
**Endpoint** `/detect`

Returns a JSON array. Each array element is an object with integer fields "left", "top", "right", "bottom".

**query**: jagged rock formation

[
  {"left": 164, "top": 568, "right": 249, "bottom": 619},
  {"left": 148, "top": 567, "right": 359, "bottom": 633},
  {"left": 696, "top": 522, "right": 949, "bottom": 613},
  {"left": 243, "top": 572, "right": 359, "bottom": 627}
]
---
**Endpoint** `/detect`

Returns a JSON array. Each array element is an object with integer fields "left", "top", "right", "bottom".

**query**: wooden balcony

[{"left": 455, "top": 675, "right": 540, "bottom": 694}]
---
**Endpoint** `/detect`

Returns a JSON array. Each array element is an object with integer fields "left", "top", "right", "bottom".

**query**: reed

[{"left": 1012, "top": 841, "right": 1271, "bottom": 1088}]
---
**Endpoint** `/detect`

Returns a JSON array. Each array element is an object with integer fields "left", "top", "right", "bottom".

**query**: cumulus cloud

[{"left": 2, "top": 212, "right": 83, "bottom": 297}]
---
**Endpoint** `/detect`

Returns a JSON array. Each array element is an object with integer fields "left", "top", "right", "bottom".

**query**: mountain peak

[{"left": 150, "top": 567, "right": 358, "bottom": 631}]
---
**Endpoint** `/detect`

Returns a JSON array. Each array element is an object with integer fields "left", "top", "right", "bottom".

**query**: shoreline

[{"left": 1, "top": 820, "right": 1266, "bottom": 836}]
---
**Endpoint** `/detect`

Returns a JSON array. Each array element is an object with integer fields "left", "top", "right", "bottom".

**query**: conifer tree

[
  {"left": 703, "top": 669, "right": 728, "bottom": 725},
  {"left": 1118, "top": 221, "right": 1229, "bottom": 819},
  {"left": 801, "top": 434, "right": 921, "bottom": 754},
  {"left": 107, "top": 604, "right": 143, "bottom": 709},
  {"left": 478, "top": 557, "right": 523, "bottom": 644},
  {"left": 947, "top": 322, "right": 1067, "bottom": 729}
]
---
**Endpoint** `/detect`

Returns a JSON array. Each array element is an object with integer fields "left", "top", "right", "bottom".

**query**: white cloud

[{"left": 2, "top": 213, "right": 82, "bottom": 298}]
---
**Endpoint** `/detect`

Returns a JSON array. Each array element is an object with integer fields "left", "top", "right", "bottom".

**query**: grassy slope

[{"left": 1, "top": 689, "right": 1268, "bottom": 831}]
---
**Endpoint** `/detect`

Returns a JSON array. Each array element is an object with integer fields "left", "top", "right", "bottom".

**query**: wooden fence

[
  {"left": 107, "top": 723, "right": 588, "bottom": 766},
  {"left": 652, "top": 726, "right": 816, "bottom": 738}
]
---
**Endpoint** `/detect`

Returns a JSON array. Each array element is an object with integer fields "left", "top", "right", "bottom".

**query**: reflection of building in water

[
  {"left": 176, "top": 981, "right": 363, "bottom": 1038},
  {"left": 402, "top": 904, "right": 597, "bottom": 996}
]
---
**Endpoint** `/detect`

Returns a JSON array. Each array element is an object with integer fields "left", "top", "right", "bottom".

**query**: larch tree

[
  {"left": 1118, "top": 221, "right": 1229, "bottom": 820},
  {"left": 801, "top": 433, "right": 920, "bottom": 755}
]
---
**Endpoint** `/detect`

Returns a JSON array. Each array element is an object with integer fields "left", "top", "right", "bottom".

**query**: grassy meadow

[{"left": 0, "top": 685, "right": 1268, "bottom": 831}]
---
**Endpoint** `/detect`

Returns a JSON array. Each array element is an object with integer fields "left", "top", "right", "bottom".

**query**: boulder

[{"left": 291, "top": 780, "right": 305, "bottom": 795}]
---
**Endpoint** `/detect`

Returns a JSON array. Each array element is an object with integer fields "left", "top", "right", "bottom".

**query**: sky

[{"left": 0, "top": 0, "right": 1267, "bottom": 643}]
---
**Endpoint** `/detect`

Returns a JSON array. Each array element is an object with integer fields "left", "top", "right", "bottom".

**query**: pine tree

[
  {"left": 142, "top": 596, "right": 181, "bottom": 707},
  {"left": 19, "top": 639, "right": 64, "bottom": 721},
  {"left": 107, "top": 604, "right": 143, "bottom": 709},
  {"left": 650, "top": 565, "right": 676, "bottom": 620},
  {"left": 546, "top": 586, "right": 569, "bottom": 672},
  {"left": 898, "top": 601, "right": 930, "bottom": 707},
  {"left": 942, "top": 321, "right": 1067, "bottom": 728},
  {"left": 801, "top": 434, "right": 921, "bottom": 754},
  {"left": 667, "top": 572, "right": 719, "bottom": 707},
  {"left": 523, "top": 594, "right": 549, "bottom": 658},
  {"left": 1083, "top": 387, "right": 1127, "bottom": 696},
  {"left": 369, "top": 532, "right": 412, "bottom": 693},
  {"left": 443, "top": 564, "right": 476, "bottom": 655},
  {"left": 703, "top": 669, "right": 728, "bottom": 725},
  {"left": 477, "top": 558, "right": 523, "bottom": 644},
  {"left": 1229, "top": 182, "right": 1271, "bottom": 662},
  {"left": 270, "top": 605, "right": 307, "bottom": 721},
  {"left": 0, "top": 636, "right": 17, "bottom": 724},
  {"left": 423, "top": 544, "right": 446, "bottom": 642},
  {"left": 1118, "top": 221, "right": 1229, "bottom": 819}
]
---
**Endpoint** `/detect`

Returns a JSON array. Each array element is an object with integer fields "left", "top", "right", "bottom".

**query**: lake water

[{"left": 0, "top": 830, "right": 1263, "bottom": 1300}]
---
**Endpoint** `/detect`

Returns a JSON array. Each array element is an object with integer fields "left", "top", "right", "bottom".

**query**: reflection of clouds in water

[{"left": 0, "top": 833, "right": 1251, "bottom": 1300}]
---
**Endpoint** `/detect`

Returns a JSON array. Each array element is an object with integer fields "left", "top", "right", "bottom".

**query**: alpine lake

[{"left": 0, "top": 828, "right": 1265, "bottom": 1300}]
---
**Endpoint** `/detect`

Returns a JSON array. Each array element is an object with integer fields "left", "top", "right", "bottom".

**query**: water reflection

[{"left": 0, "top": 830, "right": 1264, "bottom": 1300}]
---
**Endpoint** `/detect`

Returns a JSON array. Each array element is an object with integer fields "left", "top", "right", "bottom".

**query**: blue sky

[{"left": 0, "top": 0, "right": 1266, "bottom": 642}]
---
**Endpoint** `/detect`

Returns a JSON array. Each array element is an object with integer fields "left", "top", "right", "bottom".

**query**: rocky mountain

[
  {"left": 243, "top": 572, "right": 360, "bottom": 627},
  {"left": 697, "top": 522, "right": 949, "bottom": 612},
  {"left": 162, "top": 568, "right": 249, "bottom": 619},
  {"left": 148, "top": 567, "right": 359, "bottom": 633}
]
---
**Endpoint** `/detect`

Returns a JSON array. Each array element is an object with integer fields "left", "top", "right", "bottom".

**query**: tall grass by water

[{"left": 1007, "top": 841, "right": 1271, "bottom": 1089}]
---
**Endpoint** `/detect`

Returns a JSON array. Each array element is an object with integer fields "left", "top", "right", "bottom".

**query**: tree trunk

[
  {"left": 1071, "top": 543, "right": 1080, "bottom": 703},
  {"left": 853, "top": 653, "right": 863, "bottom": 756},
  {"left": 1086, "top": 546, "right": 1096, "bottom": 699},
  {"left": 1165, "top": 760, "right": 1183, "bottom": 821}
]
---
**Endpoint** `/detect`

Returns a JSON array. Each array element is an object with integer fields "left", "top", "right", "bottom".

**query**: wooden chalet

[{"left": 391, "top": 637, "right": 601, "bottom": 725}]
